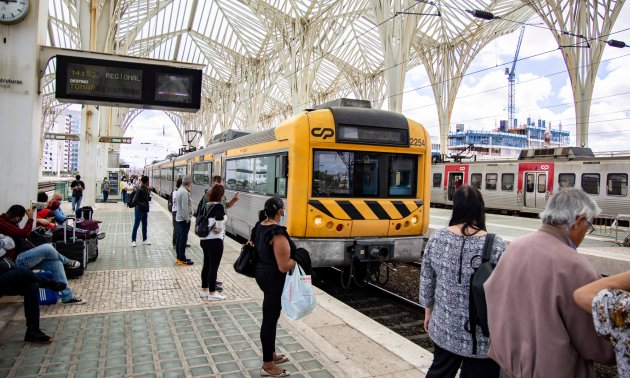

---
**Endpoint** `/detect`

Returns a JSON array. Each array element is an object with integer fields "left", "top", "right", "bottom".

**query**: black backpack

[
  {"left": 194, "top": 203, "right": 216, "bottom": 237},
  {"left": 466, "top": 233, "right": 496, "bottom": 355},
  {"left": 127, "top": 190, "right": 137, "bottom": 208}
]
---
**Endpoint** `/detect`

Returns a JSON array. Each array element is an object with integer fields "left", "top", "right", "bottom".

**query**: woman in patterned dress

[{"left": 420, "top": 185, "right": 507, "bottom": 378}]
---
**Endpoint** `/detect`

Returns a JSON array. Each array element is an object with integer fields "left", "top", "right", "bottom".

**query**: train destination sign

[
  {"left": 44, "top": 133, "right": 80, "bottom": 141},
  {"left": 99, "top": 136, "right": 132, "bottom": 144},
  {"left": 55, "top": 55, "right": 202, "bottom": 112}
]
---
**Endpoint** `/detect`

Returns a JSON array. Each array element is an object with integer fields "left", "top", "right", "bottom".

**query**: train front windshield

[{"left": 312, "top": 150, "right": 416, "bottom": 198}]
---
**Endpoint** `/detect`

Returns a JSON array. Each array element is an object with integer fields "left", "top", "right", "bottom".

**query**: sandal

[
  {"left": 260, "top": 367, "right": 289, "bottom": 377},
  {"left": 273, "top": 354, "right": 289, "bottom": 364}
]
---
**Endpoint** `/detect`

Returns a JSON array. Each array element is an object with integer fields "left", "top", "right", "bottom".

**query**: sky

[{"left": 119, "top": 5, "right": 630, "bottom": 168}]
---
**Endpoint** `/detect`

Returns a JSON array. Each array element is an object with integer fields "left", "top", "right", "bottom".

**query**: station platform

[
  {"left": 429, "top": 208, "right": 630, "bottom": 276},
  {"left": 0, "top": 198, "right": 432, "bottom": 378}
]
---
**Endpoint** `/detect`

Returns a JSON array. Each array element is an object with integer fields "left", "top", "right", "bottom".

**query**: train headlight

[
  {"left": 411, "top": 216, "right": 418, "bottom": 224},
  {"left": 314, "top": 216, "right": 323, "bottom": 226}
]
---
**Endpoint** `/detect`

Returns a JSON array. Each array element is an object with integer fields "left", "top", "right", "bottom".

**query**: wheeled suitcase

[
  {"left": 79, "top": 206, "right": 93, "bottom": 220},
  {"left": 54, "top": 216, "right": 87, "bottom": 278},
  {"left": 86, "top": 238, "right": 99, "bottom": 262}
]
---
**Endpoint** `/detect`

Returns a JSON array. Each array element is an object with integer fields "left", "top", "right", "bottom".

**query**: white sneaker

[
  {"left": 131, "top": 241, "right": 137, "bottom": 247},
  {"left": 199, "top": 290, "right": 208, "bottom": 298},
  {"left": 207, "top": 293, "right": 225, "bottom": 301},
  {"left": 142, "top": 240, "right": 151, "bottom": 245}
]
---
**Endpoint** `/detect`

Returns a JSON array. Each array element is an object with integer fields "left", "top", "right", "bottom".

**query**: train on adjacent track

[
  {"left": 431, "top": 147, "right": 630, "bottom": 218},
  {"left": 145, "top": 99, "right": 432, "bottom": 273}
]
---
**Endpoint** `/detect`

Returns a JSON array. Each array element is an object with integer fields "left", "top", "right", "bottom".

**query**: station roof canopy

[{"left": 44, "top": 0, "right": 533, "bottom": 128}]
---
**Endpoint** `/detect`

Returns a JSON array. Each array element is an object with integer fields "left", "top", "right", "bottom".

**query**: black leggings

[
  {"left": 200, "top": 239, "right": 224, "bottom": 291},
  {"left": 0, "top": 267, "right": 41, "bottom": 332},
  {"left": 255, "top": 270, "right": 286, "bottom": 362},
  {"left": 427, "top": 343, "right": 500, "bottom": 378}
]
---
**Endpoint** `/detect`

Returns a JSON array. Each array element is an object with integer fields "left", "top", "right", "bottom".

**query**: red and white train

[{"left": 430, "top": 147, "right": 630, "bottom": 217}]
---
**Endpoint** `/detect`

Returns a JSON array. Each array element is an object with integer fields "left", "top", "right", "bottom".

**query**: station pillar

[
  {"left": 78, "top": 105, "right": 100, "bottom": 209},
  {"left": 0, "top": 2, "right": 48, "bottom": 213}
]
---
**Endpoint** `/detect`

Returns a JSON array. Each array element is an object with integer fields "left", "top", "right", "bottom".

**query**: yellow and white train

[{"left": 146, "top": 99, "right": 431, "bottom": 270}]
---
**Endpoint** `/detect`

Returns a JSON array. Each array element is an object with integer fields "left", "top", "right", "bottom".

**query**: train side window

[
  {"left": 537, "top": 175, "right": 546, "bottom": 193},
  {"left": 225, "top": 160, "right": 238, "bottom": 190},
  {"left": 486, "top": 173, "right": 497, "bottom": 190},
  {"left": 501, "top": 173, "right": 514, "bottom": 191},
  {"left": 581, "top": 173, "right": 600, "bottom": 195},
  {"left": 558, "top": 173, "right": 575, "bottom": 188},
  {"left": 192, "top": 162, "right": 210, "bottom": 186},
  {"left": 607, "top": 173, "right": 628, "bottom": 196},
  {"left": 276, "top": 154, "right": 288, "bottom": 197},
  {"left": 253, "top": 155, "right": 277, "bottom": 195},
  {"left": 471, "top": 174, "right": 482, "bottom": 190},
  {"left": 433, "top": 173, "right": 442, "bottom": 188}
]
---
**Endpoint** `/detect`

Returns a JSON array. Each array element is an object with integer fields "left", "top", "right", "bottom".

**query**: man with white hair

[
  {"left": 484, "top": 188, "right": 614, "bottom": 377},
  {"left": 174, "top": 175, "right": 194, "bottom": 266}
]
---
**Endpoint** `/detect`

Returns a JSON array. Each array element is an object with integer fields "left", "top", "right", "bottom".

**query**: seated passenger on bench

[
  {"left": 0, "top": 205, "right": 85, "bottom": 305},
  {"left": 0, "top": 233, "right": 67, "bottom": 343}
]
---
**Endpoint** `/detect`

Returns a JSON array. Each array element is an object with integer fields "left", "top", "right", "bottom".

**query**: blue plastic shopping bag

[{"left": 281, "top": 264, "right": 316, "bottom": 320}]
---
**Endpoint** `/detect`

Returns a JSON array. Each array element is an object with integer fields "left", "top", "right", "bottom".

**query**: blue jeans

[
  {"left": 176, "top": 221, "right": 191, "bottom": 261},
  {"left": 132, "top": 208, "right": 148, "bottom": 242},
  {"left": 15, "top": 244, "right": 74, "bottom": 302},
  {"left": 71, "top": 196, "right": 82, "bottom": 214},
  {"left": 122, "top": 191, "right": 128, "bottom": 204},
  {"left": 102, "top": 191, "right": 109, "bottom": 202}
]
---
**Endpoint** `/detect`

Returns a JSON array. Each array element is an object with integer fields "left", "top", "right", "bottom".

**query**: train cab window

[
  {"left": 312, "top": 150, "right": 415, "bottom": 198},
  {"left": 581, "top": 173, "right": 600, "bottom": 195},
  {"left": 486, "top": 173, "right": 497, "bottom": 190},
  {"left": 501, "top": 173, "right": 514, "bottom": 191},
  {"left": 537, "top": 175, "right": 546, "bottom": 193},
  {"left": 607, "top": 173, "right": 628, "bottom": 196},
  {"left": 471, "top": 174, "right": 482, "bottom": 190},
  {"left": 433, "top": 173, "right": 442, "bottom": 188},
  {"left": 388, "top": 155, "right": 415, "bottom": 196},
  {"left": 558, "top": 173, "right": 576, "bottom": 188}
]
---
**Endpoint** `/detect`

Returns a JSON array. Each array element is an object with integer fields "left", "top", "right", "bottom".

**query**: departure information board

[{"left": 56, "top": 55, "right": 202, "bottom": 112}]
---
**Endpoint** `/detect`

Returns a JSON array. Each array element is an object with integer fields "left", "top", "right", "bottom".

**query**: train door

[
  {"left": 448, "top": 172, "right": 464, "bottom": 201},
  {"left": 443, "top": 165, "right": 468, "bottom": 202},
  {"left": 523, "top": 172, "right": 548, "bottom": 209}
]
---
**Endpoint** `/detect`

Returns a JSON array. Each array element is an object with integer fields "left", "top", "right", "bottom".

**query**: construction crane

[{"left": 505, "top": 26, "right": 526, "bottom": 128}]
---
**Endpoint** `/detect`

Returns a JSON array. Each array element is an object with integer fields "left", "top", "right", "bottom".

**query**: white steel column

[
  {"left": 524, "top": 0, "right": 625, "bottom": 148},
  {"left": 373, "top": 1, "right": 419, "bottom": 113},
  {"left": 0, "top": 1, "right": 48, "bottom": 212},
  {"left": 418, "top": 42, "right": 484, "bottom": 155}
]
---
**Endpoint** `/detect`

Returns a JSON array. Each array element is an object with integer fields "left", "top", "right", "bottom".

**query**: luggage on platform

[
  {"left": 78, "top": 206, "right": 93, "bottom": 220},
  {"left": 54, "top": 216, "right": 87, "bottom": 278},
  {"left": 85, "top": 238, "right": 98, "bottom": 262},
  {"left": 35, "top": 271, "right": 59, "bottom": 305}
]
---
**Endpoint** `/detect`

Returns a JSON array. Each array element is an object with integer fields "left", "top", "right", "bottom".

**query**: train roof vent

[
  {"left": 314, "top": 98, "right": 372, "bottom": 109},
  {"left": 518, "top": 147, "right": 595, "bottom": 160}
]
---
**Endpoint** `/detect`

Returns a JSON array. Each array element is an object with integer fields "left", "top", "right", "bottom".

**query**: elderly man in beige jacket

[{"left": 484, "top": 188, "right": 614, "bottom": 378}]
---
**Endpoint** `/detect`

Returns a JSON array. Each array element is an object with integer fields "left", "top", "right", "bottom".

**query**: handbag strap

[{"left": 481, "top": 233, "right": 496, "bottom": 262}]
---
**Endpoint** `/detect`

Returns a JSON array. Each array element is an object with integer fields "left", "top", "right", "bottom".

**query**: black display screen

[
  {"left": 56, "top": 55, "right": 202, "bottom": 112},
  {"left": 155, "top": 73, "right": 193, "bottom": 103}
]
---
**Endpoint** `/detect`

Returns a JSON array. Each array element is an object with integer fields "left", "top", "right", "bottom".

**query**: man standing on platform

[
  {"left": 70, "top": 175, "right": 85, "bottom": 216},
  {"left": 130, "top": 176, "right": 152, "bottom": 247},
  {"left": 101, "top": 177, "right": 110, "bottom": 203},
  {"left": 174, "top": 176, "right": 194, "bottom": 266}
]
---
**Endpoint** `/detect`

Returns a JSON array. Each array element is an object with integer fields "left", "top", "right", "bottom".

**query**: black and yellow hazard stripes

[{"left": 308, "top": 199, "right": 423, "bottom": 220}]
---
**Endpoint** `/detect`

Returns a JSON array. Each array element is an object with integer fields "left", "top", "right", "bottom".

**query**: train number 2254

[{"left": 409, "top": 138, "right": 425, "bottom": 147}]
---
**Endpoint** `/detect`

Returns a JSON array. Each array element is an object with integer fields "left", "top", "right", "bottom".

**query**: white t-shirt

[
  {"left": 171, "top": 190, "right": 179, "bottom": 212},
  {"left": 200, "top": 202, "right": 225, "bottom": 240}
]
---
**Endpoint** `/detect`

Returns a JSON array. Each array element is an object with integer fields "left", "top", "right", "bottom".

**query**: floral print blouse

[{"left": 592, "top": 289, "right": 630, "bottom": 378}]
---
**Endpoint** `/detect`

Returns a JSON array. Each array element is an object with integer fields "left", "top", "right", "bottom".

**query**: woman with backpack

[{"left": 419, "top": 185, "right": 506, "bottom": 378}]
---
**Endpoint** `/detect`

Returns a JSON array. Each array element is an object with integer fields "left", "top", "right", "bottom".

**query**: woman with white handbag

[{"left": 254, "top": 197, "right": 296, "bottom": 377}]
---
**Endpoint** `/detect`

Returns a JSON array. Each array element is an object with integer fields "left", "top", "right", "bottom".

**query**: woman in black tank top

[{"left": 255, "top": 197, "right": 296, "bottom": 377}]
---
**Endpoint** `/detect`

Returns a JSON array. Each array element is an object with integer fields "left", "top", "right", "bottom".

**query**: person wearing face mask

[
  {"left": 254, "top": 197, "right": 296, "bottom": 377},
  {"left": 484, "top": 188, "right": 614, "bottom": 378}
]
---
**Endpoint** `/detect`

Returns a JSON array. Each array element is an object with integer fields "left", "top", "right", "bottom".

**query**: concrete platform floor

[{"left": 0, "top": 198, "right": 431, "bottom": 378}]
